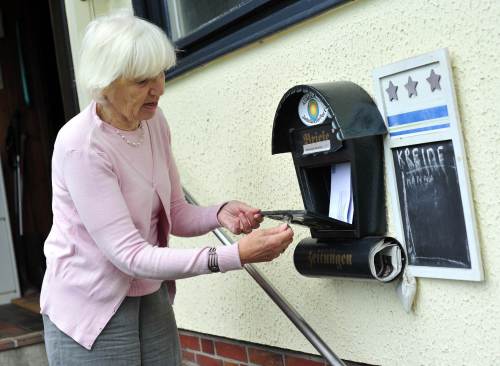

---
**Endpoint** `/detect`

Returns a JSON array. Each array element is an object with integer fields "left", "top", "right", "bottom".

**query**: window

[
  {"left": 166, "top": 0, "right": 250, "bottom": 42},
  {"left": 132, "top": 0, "right": 349, "bottom": 79}
]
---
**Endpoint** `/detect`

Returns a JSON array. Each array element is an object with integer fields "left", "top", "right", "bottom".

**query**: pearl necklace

[{"left": 115, "top": 122, "right": 144, "bottom": 147}]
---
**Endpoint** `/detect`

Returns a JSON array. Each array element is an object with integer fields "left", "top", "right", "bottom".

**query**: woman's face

[{"left": 102, "top": 72, "right": 165, "bottom": 124}]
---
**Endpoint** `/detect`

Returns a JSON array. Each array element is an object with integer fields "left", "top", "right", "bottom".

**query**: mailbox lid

[
  {"left": 272, "top": 82, "right": 387, "bottom": 154},
  {"left": 261, "top": 209, "right": 351, "bottom": 231}
]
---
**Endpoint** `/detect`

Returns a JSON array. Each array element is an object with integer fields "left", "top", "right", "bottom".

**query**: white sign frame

[{"left": 372, "top": 48, "right": 483, "bottom": 281}]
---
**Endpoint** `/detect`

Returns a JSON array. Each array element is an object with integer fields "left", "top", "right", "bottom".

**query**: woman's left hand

[{"left": 217, "top": 200, "right": 263, "bottom": 235}]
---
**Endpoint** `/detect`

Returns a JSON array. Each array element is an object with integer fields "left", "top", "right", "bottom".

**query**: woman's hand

[
  {"left": 217, "top": 200, "right": 264, "bottom": 235},
  {"left": 238, "top": 224, "right": 294, "bottom": 265}
]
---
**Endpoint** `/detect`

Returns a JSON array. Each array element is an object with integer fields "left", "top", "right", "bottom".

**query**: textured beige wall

[
  {"left": 65, "top": 0, "right": 500, "bottom": 365},
  {"left": 64, "top": 0, "right": 93, "bottom": 109},
  {"left": 162, "top": 1, "right": 500, "bottom": 365}
]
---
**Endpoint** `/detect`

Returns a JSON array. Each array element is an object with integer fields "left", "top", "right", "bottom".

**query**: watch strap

[{"left": 208, "top": 247, "right": 220, "bottom": 272}]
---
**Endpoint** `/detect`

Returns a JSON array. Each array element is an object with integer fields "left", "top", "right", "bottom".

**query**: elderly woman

[{"left": 40, "top": 12, "right": 293, "bottom": 366}]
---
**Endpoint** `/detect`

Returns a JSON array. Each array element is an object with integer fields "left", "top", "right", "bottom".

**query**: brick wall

[{"left": 179, "top": 329, "right": 375, "bottom": 366}]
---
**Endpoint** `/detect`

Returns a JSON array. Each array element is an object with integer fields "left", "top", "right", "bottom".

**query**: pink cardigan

[{"left": 40, "top": 102, "right": 242, "bottom": 349}]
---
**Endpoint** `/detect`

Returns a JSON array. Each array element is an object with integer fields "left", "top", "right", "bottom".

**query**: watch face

[{"left": 298, "top": 92, "right": 331, "bottom": 127}]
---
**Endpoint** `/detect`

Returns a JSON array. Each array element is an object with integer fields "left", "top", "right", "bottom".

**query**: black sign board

[{"left": 392, "top": 140, "right": 471, "bottom": 268}]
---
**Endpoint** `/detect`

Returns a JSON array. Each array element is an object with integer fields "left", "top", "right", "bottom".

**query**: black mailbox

[
  {"left": 270, "top": 81, "right": 386, "bottom": 239},
  {"left": 264, "top": 82, "right": 405, "bottom": 281}
]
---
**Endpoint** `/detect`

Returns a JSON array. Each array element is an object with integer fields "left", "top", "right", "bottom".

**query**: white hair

[{"left": 78, "top": 10, "right": 176, "bottom": 101}]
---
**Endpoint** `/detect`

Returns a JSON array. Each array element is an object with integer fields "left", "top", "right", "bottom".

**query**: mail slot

[{"left": 264, "top": 82, "right": 405, "bottom": 281}]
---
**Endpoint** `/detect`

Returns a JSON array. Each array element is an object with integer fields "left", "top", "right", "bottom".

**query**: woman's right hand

[{"left": 237, "top": 223, "right": 294, "bottom": 265}]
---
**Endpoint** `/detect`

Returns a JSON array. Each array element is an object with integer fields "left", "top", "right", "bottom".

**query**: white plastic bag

[{"left": 396, "top": 270, "right": 417, "bottom": 313}]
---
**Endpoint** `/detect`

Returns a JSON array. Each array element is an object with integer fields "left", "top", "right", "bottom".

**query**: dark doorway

[{"left": 0, "top": 0, "right": 77, "bottom": 295}]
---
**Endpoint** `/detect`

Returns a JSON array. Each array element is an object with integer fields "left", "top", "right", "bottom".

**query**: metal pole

[{"left": 183, "top": 188, "right": 346, "bottom": 366}]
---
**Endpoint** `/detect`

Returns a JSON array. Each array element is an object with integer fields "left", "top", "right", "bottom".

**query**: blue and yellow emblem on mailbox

[{"left": 298, "top": 92, "right": 330, "bottom": 127}]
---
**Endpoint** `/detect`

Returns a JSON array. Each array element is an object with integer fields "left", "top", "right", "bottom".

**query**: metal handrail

[{"left": 183, "top": 188, "right": 346, "bottom": 366}]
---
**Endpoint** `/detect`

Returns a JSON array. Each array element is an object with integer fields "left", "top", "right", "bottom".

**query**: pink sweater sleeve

[{"left": 63, "top": 148, "right": 241, "bottom": 280}]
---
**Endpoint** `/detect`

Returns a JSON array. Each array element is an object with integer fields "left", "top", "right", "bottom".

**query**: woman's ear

[{"left": 100, "top": 84, "right": 114, "bottom": 103}]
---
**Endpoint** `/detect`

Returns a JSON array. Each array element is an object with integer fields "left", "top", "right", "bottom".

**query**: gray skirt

[{"left": 43, "top": 284, "right": 181, "bottom": 366}]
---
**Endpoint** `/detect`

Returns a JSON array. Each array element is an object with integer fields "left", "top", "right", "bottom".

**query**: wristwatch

[{"left": 208, "top": 247, "right": 220, "bottom": 272}]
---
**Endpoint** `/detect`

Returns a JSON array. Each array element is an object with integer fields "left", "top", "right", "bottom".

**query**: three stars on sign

[{"left": 386, "top": 69, "right": 441, "bottom": 101}]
